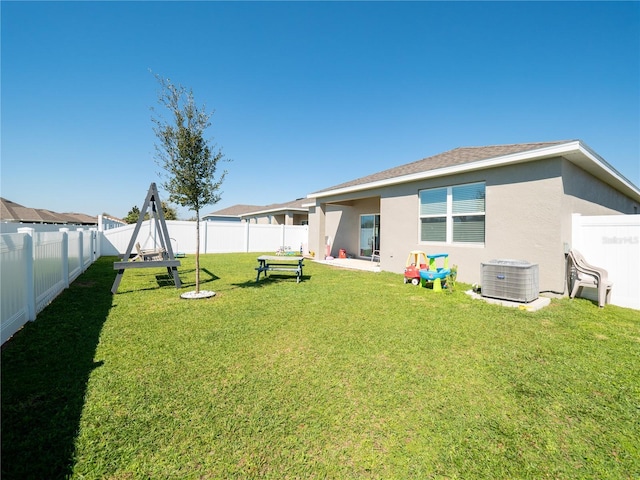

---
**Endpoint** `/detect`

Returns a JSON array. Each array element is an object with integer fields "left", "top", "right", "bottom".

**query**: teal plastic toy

[{"left": 419, "top": 253, "right": 451, "bottom": 292}]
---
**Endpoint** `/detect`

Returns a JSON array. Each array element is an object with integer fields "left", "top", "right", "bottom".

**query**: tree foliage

[
  {"left": 123, "top": 202, "right": 177, "bottom": 224},
  {"left": 159, "top": 201, "right": 178, "bottom": 221},
  {"left": 152, "top": 74, "right": 228, "bottom": 293},
  {"left": 124, "top": 206, "right": 141, "bottom": 224},
  {"left": 152, "top": 75, "right": 227, "bottom": 217}
]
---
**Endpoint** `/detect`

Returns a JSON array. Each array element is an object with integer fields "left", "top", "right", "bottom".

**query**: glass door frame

[{"left": 359, "top": 214, "right": 380, "bottom": 258}]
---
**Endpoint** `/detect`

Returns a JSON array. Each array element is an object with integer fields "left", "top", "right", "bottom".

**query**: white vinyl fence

[
  {"left": 2, "top": 214, "right": 634, "bottom": 345},
  {"left": 1, "top": 220, "right": 307, "bottom": 345},
  {"left": 101, "top": 220, "right": 309, "bottom": 257},
  {"left": 1, "top": 227, "right": 99, "bottom": 344},
  {"left": 571, "top": 214, "right": 640, "bottom": 310}
]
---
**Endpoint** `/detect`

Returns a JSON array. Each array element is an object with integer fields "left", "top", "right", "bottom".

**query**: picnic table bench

[{"left": 255, "top": 255, "right": 305, "bottom": 283}]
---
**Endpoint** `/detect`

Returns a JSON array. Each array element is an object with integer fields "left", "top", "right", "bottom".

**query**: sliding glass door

[{"left": 359, "top": 214, "right": 380, "bottom": 257}]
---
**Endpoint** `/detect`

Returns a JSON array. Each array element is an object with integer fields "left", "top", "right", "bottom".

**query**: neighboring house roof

[
  {"left": 206, "top": 204, "right": 265, "bottom": 217},
  {"left": 102, "top": 214, "right": 126, "bottom": 224},
  {"left": 242, "top": 198, "right": 308, "bottom": 217},
  {"left": 309, "top": 140, "right": 640, "bottom": 201},
  {"left": 206, "top": 199, "right": 309, "bottom": 219},
  {"left": 0, "top": 198, "right": 98, "bottom": 224}
]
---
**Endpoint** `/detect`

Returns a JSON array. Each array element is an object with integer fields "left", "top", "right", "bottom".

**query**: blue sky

[{"left": 2, "top": 1, "right": 639, "bottom": 219}]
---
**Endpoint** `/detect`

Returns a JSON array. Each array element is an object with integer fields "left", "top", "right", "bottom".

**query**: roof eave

[
  {"left": 570, "top": 143, "right": 640, "bottom": 201},
  {"left": 240, "top": 207, "right": 308, "bottom": 217},
  {"left": 308, "top": 141, "right": 640, "bottom": 202}
]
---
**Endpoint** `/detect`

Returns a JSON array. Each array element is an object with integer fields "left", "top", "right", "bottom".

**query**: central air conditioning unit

[{"left": 481, "top": 259, "right": 539, "bottom": 303}]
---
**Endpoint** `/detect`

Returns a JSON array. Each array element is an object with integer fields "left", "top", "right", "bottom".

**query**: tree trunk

[{"left": 195, "top": 211, "right": 201, "bottom": 293}]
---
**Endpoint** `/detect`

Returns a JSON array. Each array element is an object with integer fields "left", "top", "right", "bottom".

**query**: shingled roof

[
  {"left": 208, "top": 198, "right": 308, "bottom": 218},
  {"left": 312, "top": 141, "right": 572, "bottom": 195},
  {"left": 0, "top": 198, "right": 97, "bottom": 224},
  {"left": 207, "top": 204, "right": 265, "bottom": 216},
  {"left": 249, "top": 198, "right": 308, "bottom": 214}
]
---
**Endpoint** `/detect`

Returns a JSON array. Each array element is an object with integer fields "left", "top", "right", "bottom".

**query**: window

[{"left": 420, "top": 182, "right": 485, "bottom": 244}]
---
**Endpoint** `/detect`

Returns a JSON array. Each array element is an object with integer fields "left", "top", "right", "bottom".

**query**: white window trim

[{"left": 419, "top": 182, "right": 485, "bottom": 245}]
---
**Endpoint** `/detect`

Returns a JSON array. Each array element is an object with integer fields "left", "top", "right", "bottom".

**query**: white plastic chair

[{"left": 568, "top": 249, "right": 613, "bottom": 308}]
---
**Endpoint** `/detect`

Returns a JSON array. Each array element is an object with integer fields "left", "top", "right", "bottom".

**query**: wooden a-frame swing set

[{"left": 111, "top": 183, "right": 182, "bottom": 294}]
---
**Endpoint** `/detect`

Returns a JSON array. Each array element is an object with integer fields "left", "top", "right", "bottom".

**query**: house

[
  {"left": 0, "top": 198, "right": 97, "bottom": 225},
  {"left": 241, "top": 198, "right": 309, "bottom": 225},
  {"left": 202, "top": 204, "right": 263, "bottom": 222},
  {"left": 100, "top": 214, "right": 127, "bottom": 230},
  {"left": 205, "top": 198, "right": 309, "bottom": 225},
  {"left": 306, "top": 140, "right": 640, "bottom": 292}
]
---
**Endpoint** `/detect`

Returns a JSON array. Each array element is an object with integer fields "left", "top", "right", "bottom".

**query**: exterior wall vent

[{"left": 481, "top": 260, "right": 539, "bottom": 303}]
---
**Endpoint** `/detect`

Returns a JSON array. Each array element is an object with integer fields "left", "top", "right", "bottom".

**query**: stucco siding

[
  {"left": 380, "top": 191, "right": 419, "bottom": 268},
  {"left": 330, "top": 198, "right": 380, "bottom": 257},
  {"left": 379, "top": 169, "right": 491, "bottom": 277},
  {"left": 310, "top": 203, "right": 354, "bottom": 258},
  {"left": 561, "top": 159, "right": 637, "bottom": 215},
  {"left": 307, "top": 205, "right": 321, "bottom": 256},
  {"left": 374, "top": 160, "right": 564, "bottom": 290},
  {"left": 483, "top": 159, "right": 566, "bottom": 291},
  {"left": 309, "top": 151, "right": 639, "bottom": 298},
  {"left": 379, "top": 157, "right": 636, "bottom": 291},
  {"left": 558, "top": 159, "right": 637, "bottom": 274},
  {"left": 326, "top": 204, "right": 351, "bottom": 256}
]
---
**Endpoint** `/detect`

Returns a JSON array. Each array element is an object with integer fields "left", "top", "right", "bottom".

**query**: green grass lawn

[{"left": 2, "top": 253, "right": 639, "bottom": 479}]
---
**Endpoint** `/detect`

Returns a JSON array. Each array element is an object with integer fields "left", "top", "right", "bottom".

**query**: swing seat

[{"left": 133, "top": 242, "right": 166, "bottom": 262}]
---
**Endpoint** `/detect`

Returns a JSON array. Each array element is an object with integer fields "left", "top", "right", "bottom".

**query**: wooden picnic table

[{"left": 255, "top": 255, "right": 305, "bottom": 283}]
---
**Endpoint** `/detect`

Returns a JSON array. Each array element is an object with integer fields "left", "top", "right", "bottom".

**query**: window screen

[{"left": 420, "top": 183, "right": 485, "bottom": 244}]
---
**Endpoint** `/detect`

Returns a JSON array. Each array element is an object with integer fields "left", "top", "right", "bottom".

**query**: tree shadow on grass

[
  {"left": 114, "top": 267, "right": 219, "bottom": 294},
  {"left": 169, "top": 267, "right": 220, "bottom": 289},
  {"left": 1, "top": 257, "right": 116, "bottom": 480}
]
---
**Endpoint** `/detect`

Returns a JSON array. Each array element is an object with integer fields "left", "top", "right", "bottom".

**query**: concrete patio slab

[{"left": 313, "top": 257, "right": 381, "bottom": 273}]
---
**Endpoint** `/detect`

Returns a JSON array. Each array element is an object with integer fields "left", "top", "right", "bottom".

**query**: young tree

[
  {"left": 152, "top": 74, "right": 228, "bottom": 294},
  {"left": 160, "top": 201, "right": 178, "bottom": 221},
  {"left": 123, "top": 202, "right": 177, "bottom": 223},
  {"left": 124, "top": 205, "right": 141, "bottom": 224}
]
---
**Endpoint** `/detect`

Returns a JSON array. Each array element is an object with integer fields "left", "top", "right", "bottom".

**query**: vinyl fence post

[
  {"left": 77, "top": 228, "right": 85, "bottom": 272},
  {"left": 97, "top": 214, "right": 105, "bottom": 258},
  {"left": 203, "top": 220, "right": 208, "bottom": 255},
  {"left": 245, "top": 222, "right": 250, "bottom": 252},
  {"left": 90, "top": 228, "right": 98, "bottom": 262},
  {"left": 59, "top": 228, "right": 70, "bottom": 288},
  {"left": 17, "top": 227, "right": 36, "bottom": 321}
]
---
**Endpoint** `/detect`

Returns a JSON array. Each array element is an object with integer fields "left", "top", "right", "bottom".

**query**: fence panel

[
  {"left": 1, "top": 233, "right": 30, "bottom": 344},
  {"left": 572, "top": 214, "right": 639, "bottom": 310},
  {"left": 34, "top": 232, "right": 67, "bottom": 314},
  {"left": 82, "top": 230, "right": 95, "bottom": 269},
  {"left": 203, "top": 222, "right": 246, "bottom": 253},
  {"left": 1, "top": 228, "right": 100, "bottom": 345},
  {"left": 68, "top": 231, "right": 83, "bottom": 282},
  {"left": 100, "top": 223, "right": 133, "bottom": 256},
  {"left": 101, "top": 221, "right": 310, "bottom": 256},
  {"left": 100, "top": 221, "right": 201, "bottom": 257},
  {"left": 283, "top": 225, "right": 309, "bottom": 254},
  {"left": 0, "top": 223, "right": 81, "bottom": 234},
  {"left": 247, "top": 224, "right": 282, "bottom": 252}
]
